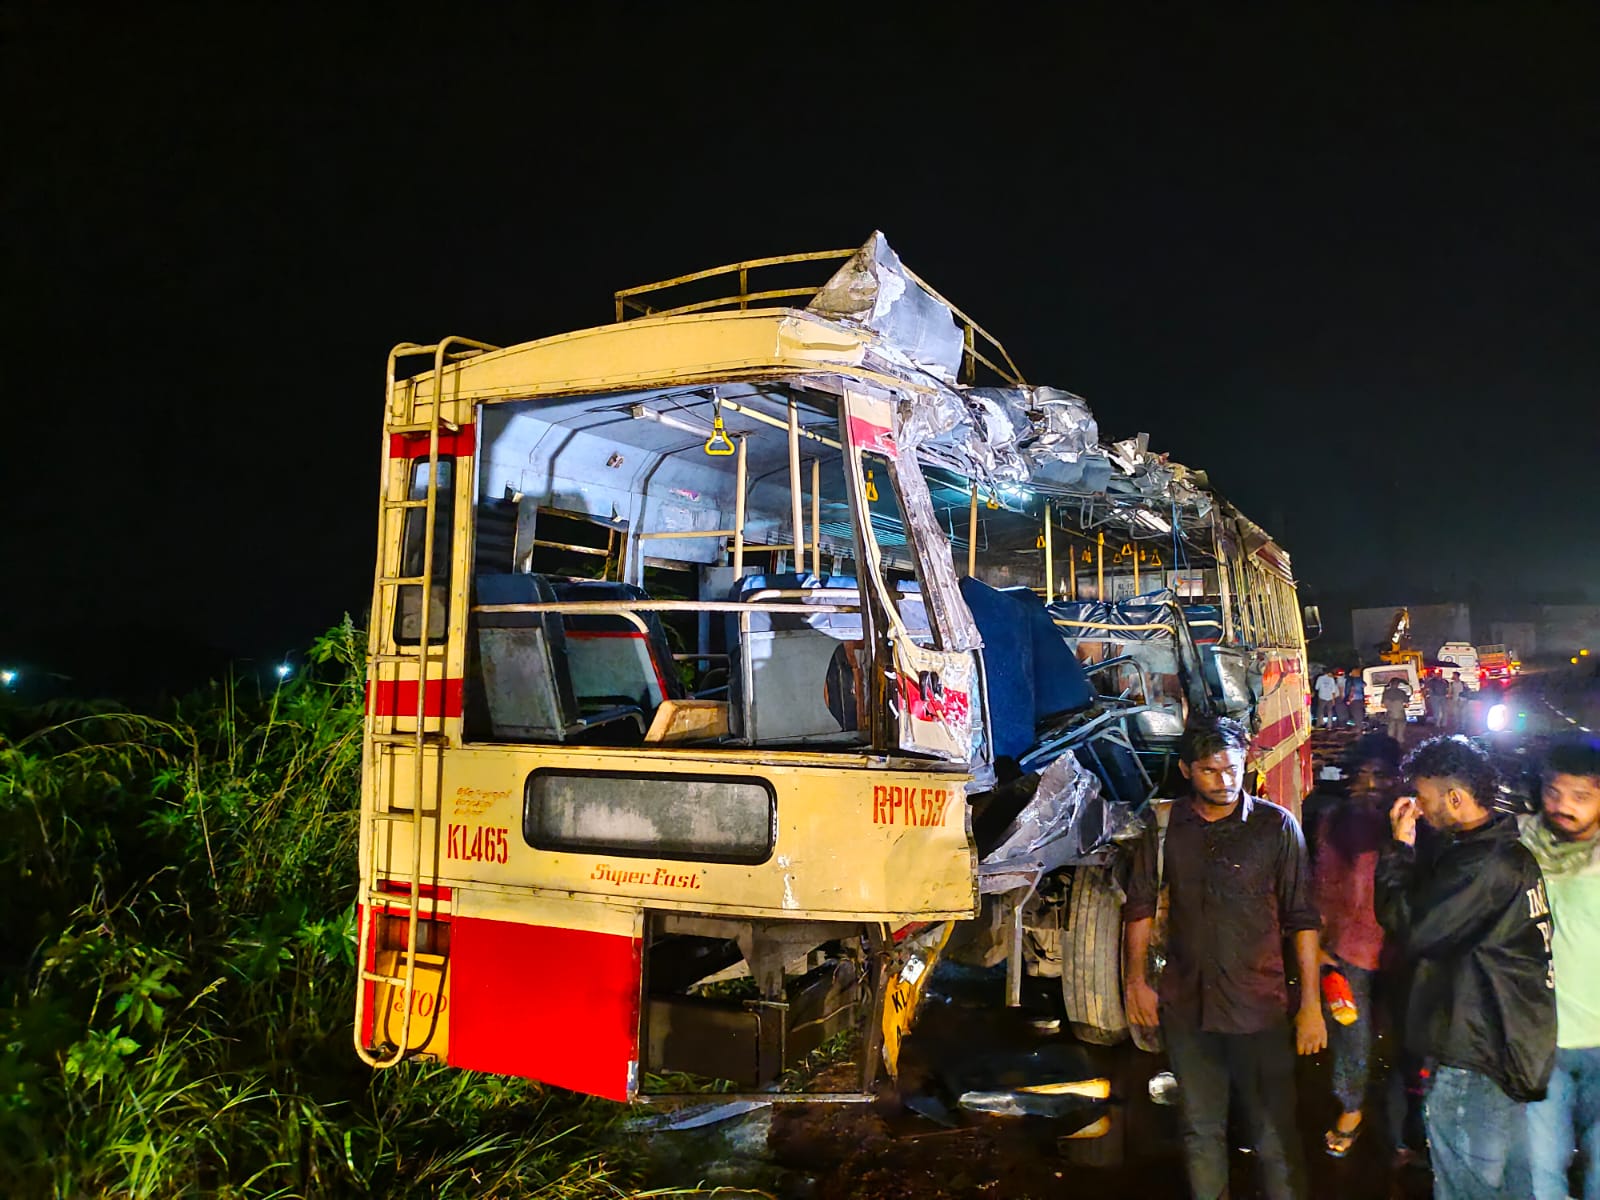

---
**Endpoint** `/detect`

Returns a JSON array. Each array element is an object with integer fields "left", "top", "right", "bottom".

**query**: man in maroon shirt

[
  {"left": 1125, "top": 716, "right": 1327, "bottom": 1200},
  {"left": 1312, "top": 734, "right": 1401, "bottom": 1157}
]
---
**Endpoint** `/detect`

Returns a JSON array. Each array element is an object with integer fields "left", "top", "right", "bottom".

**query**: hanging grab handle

[
  {"left": 864, "top": 468, "right": 879, "bottom": 502},
  {"left": 704, "top": 415, "right": 735, "bottom": 456}
]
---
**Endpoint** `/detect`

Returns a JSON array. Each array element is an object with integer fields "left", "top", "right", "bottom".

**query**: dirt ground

[
  {"left": 761, "top": 1010, "right": 1432, "bottom": 1199},
  {"left": 745, "top": 969, "right": 1432, "bottom": 1199}
]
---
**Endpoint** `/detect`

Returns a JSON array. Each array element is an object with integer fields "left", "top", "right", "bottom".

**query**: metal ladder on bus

[{"left": 354, "top": 337, "right": 497, "bottom": 1068}]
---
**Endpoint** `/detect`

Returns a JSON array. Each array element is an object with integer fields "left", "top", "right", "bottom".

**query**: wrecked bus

[{"left": 354, "top": 235, "right": 1314, "bottom": 1101}]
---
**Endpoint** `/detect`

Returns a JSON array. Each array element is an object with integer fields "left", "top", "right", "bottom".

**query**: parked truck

[{"left": 1477, "top": 644, "right": 1514, "bottom": 681}]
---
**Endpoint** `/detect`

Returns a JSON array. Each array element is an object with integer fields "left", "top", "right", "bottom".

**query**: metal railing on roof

[{"left": 613, "top": 249, "right": 1025, "bottom": 386}]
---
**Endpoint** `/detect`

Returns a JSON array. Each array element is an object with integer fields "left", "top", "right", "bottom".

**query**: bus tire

[{"left": 1062, "top": 865, "right": 1129, "bottom": 1046}]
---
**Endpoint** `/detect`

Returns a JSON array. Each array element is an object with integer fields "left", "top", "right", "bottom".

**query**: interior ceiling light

[
  {"left": 628, "top": 404, "right": 712, "bottom": 437},
  {"left": 1132, "top": 509, "right": 1172, "bottom": 534}
]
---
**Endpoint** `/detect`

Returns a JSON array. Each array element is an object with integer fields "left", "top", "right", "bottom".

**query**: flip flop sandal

[{"left": 1324, "top": 1120, "right": 1363, "bottom": 1158}]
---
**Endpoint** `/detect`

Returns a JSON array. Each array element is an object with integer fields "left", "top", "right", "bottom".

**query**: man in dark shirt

[{"left": 1124, "top": 716, "right": 1327, "bottom": 1200}]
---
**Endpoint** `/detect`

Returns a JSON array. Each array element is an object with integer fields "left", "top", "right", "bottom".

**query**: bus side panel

[
  {"left": 445, "top": 914, "right": 643, "bottom": 1101},
  {"left": 1252, "top": 651, "right": 1311, "bottom": 818},
  {"left": 1261, "top": 744, "right": 1310, "bottom": 821}
]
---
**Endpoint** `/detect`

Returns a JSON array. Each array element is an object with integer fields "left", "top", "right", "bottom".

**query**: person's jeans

[
  {"left": 1316, "top": 698, "right": 1334, "bottom": 726},
  {"left": 1424, "top": 1065, "right": 1531, "bottom": 1199},
  {"left": 1328, "top": 961, "right": 1376, "bottom": 1115},
  {"left": 1165, "top": 1022, "right": 1308, "bottom": 1200},
  {"left": 1527, "top": 1045, "right": 1600, "bottom": 1200}
]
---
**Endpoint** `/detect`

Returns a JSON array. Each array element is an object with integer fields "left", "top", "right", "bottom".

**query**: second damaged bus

[{"left": 354, "top": 235, "right": 1314, "bottom": 1103}]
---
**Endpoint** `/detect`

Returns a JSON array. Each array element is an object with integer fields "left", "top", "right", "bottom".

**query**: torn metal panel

[
  {"left": 896, "top": 383, "right": 1154, "bottom": 519},
  {"left": 808, "top": 232, "right": 966, "bottom": 384},
  {"left": 1026, "top": 388, "right": 1100, "bottom": 467},
  {"left": 957, "top": 1089, "right": 1109, "bottom": 1125},
  {"left": 1104, "top": 433, "right": 1150, "bottom": 475},
  {"left": 962, "top": 388, "right": 1033, "bottom": 484},
  {"left": 891, "top": 454, "right": 981, "bottom": 653},
  {"left": 894, "top": 385, "right": 969, "bottom": 457},
  {"left": 978, "top": 752, "right": 1129, "bottom": 893}
]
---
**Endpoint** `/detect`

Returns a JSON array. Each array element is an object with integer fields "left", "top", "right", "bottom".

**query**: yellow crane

[{"left": 1379, "top": 607, "right": 1425, "bottom": 673}]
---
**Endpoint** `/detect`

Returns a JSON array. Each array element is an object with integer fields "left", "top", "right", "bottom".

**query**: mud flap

[{"left": 373, "top": 950, "right": 450, "bottom": 1058}]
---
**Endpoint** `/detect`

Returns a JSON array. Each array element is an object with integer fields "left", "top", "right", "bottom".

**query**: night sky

[{"left": 7, "top": 5, "right": 1598, "bottom": 693}]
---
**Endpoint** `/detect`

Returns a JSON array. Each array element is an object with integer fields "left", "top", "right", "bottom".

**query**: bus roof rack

[{"left": 614, "top": 233, "right": 1025, "bottom": 387}]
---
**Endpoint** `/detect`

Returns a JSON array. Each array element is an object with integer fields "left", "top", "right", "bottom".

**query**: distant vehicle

[
  {"left": 1477, "top": 644, "right": 1513, "bottom": 682},
  {"left": 1364, "top": 662, "right": 1425, "bottom": 720},
  {"left": 1436, "top": 642, "right": 1483, "bottom": 691}
]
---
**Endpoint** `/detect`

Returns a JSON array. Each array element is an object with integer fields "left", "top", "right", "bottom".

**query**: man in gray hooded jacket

[{"left": 1520, "top": 737, "right": 1600, "bottom": 1200}]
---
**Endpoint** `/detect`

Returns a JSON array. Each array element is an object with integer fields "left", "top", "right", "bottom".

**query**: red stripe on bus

[
  {"left": 367, "top": 677, "right": 464, "bottom": 718},
  {"left": 1253, "top": 710, "right": 1305, "bottom": 755},
  {"left": 1262, "top": 754, "right": 1302, "bottom": 816},
  {"left": 358, "top": 903, "right": 381, "bottom": 1047},
  {"left": 846, "top": 415, "right": 896, "bottom": 455},
  {"left": 376, "top": 880, "right": 454, "bottom": 905},
  {"left": 446, "top": 916, "right": 642, "bottom": 1101},
  {"left": 389, "top": 424, "right": 476, "bottom": 459}
]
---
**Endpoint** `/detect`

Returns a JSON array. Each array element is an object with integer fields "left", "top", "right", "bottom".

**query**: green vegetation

[{"left": 0, "top": 621, "right": 630, "bottom": 1198}]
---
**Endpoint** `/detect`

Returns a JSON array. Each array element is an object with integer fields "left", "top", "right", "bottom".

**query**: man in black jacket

[{"left": 1376, "top": 735, "right": 1556, "bottom": 1199}]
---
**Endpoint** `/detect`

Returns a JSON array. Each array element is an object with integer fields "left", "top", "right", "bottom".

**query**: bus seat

[
  {"left": 1075, "top": 731, "right": 1156, "bottom": 811},
  {"left": 959, "top": 577, "right": 1095, "bottom": 764},
  {"left": 727, "top": 573, "right": 863, "bottom": 743},
  {"left": 472, "top": 574, "right": 644, "bottom": 743},
  {"left": 547, "top": 579, "right": 685, "bottom": 718},
  {"left": 1050, "top": 591, "right": 1214, "bottom": 738},
  {"left": 1184, "top": 604, "right": 1224, "bottom": 645},
  {"left": 1201, "top": 643, "right": 1253, "bottom": 716},
  {"left": 1024, "top": 593, "right": 1095, "bottom": 719},
  {"left": 726, "top": 573, "right": 862, "bottom": 639}
]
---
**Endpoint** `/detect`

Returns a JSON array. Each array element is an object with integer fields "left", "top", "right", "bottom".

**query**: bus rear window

[{"left": 523, "top": 769, "right": 775, "bottom": 864}]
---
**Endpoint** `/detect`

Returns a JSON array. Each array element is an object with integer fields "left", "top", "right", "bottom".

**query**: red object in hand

[{"left": 1322, "top": 968, "right": 1359, "bottom": 1025}]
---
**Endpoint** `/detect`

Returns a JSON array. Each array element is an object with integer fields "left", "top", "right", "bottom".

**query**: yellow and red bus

[{"left": 353, "top": 236, "right": 1313, "bottom": 1099}]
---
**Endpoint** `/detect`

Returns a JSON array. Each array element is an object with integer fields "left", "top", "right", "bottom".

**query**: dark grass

[{"left": 0, "top": 620, "right": 633, "bottom": 1198}]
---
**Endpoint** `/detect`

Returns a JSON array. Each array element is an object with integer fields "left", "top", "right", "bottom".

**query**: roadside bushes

[{"left": 0, "top": 620, "right": 627, "bottom": 1198}]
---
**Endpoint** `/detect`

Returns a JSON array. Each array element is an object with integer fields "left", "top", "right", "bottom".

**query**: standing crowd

[
  {"left": 1314, "top": 665, "right": 1473, "bottom": 739},
  {"left": 1123, "top": 715, "right": 1600, "bottom": 1200}
]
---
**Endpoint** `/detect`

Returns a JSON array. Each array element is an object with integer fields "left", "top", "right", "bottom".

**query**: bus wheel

[{"left": 1061, "top": 865, "right": 1129, "bottom": 1046}]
